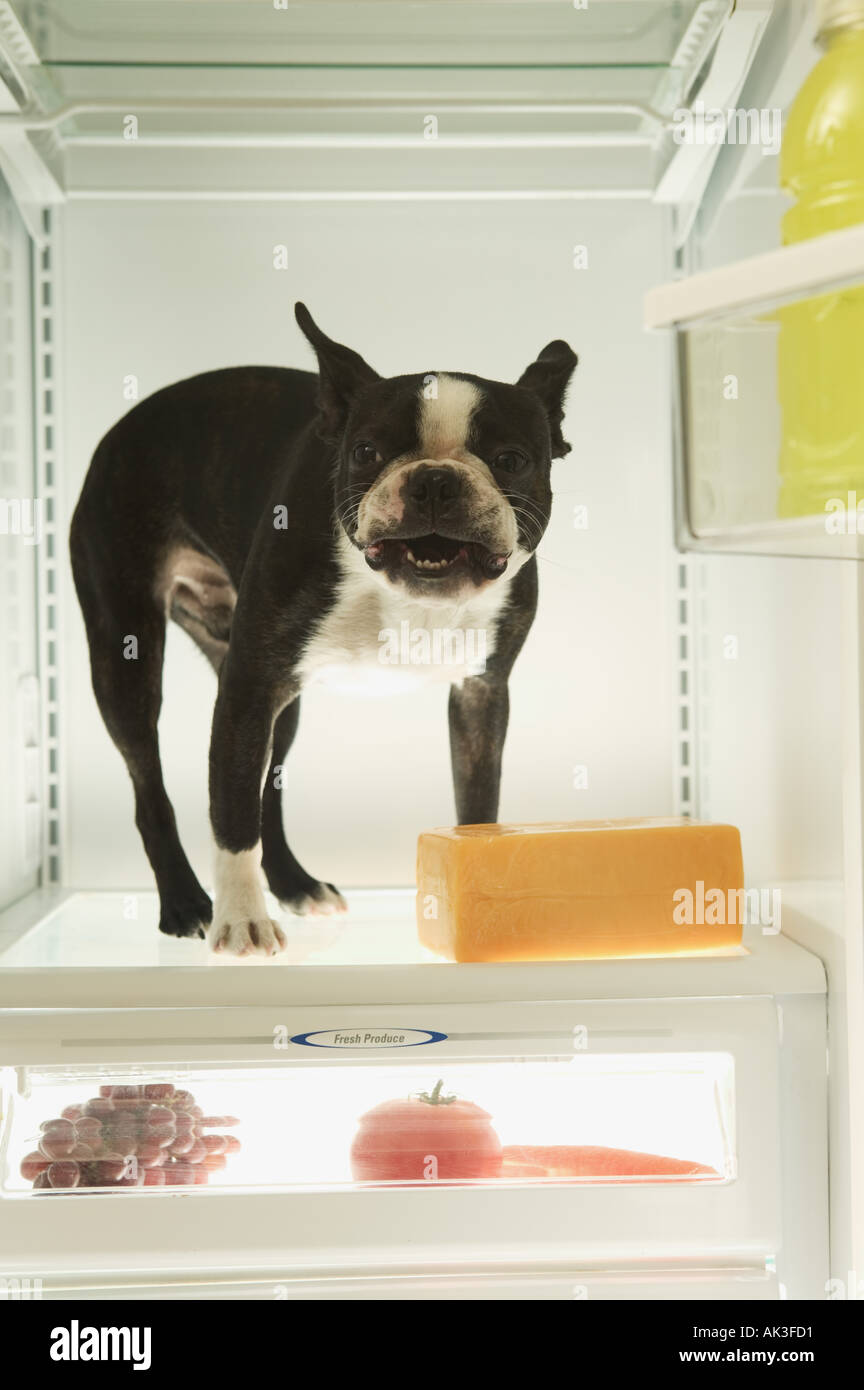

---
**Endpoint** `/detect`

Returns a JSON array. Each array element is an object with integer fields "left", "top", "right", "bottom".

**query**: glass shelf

[
  {"left": 27, "top": 63, "right": 675, "bottom": 142},
  {"left": 0, "top": 887, "right": 749, "bottom": 973},
  {"left": 5, "top": 0, "right": 733, "bottom": 147},
  {"left": 17, "top": 1, "right": 719, "bottom": 71},
  {"left": 0, "top": 888, "right": 438, "bottom": 969}
]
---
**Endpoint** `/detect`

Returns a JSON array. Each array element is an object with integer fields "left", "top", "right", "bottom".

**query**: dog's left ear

[
  {"left": 295, "top": 302, "right": 380, "bottom": 440},
  {"left": 516, "top": 340, "right": 578, "bottom": 458}
]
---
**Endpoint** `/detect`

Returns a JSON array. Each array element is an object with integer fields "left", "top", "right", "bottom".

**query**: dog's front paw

[
  {"left": 210, "top": 846, "right": 287, "bottom": 957},
  {"left": 281, "top": 881, "right": 348, "bottom": 918},
  {"left": 208, "top": 915, "right": 287, "bottom": 957},
  {"left": 159, "top": 883, "right": 212, "bottom": 940}
]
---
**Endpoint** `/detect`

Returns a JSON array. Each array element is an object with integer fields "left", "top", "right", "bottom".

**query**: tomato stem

[{"left": 416, "top": 1079, "right": 456, "bottom": 1106}]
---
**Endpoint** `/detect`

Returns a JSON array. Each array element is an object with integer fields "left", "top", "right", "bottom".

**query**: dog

[{"left": 70, "top": 305, "right": 577, "bottom": 955}]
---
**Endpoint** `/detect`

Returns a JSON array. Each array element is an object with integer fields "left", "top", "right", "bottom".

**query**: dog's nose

[{"left": 408, "top": 467, "right": 462, "bottom": 507}]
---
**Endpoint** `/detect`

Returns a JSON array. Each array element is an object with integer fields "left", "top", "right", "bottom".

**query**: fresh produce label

[{"left": 290, "top": 1028, "right": 446, "bottom": 1049}]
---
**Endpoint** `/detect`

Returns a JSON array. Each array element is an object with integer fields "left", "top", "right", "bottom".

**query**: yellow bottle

[{"left": 778, "top": 0, "right": 864, "bottom": 518}]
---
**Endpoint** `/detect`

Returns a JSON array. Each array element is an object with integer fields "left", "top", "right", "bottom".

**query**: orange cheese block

[{"left": 416, "top": 819, "right": 744, "bottom": 962}]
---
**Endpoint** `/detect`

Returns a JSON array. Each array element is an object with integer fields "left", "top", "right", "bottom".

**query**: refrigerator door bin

[{"left": 645, "top": 223, "right": 864, "bottom": 558}]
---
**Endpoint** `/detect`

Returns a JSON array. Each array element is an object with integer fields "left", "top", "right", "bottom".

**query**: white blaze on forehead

[
  {"left": 354, "top": 371, "right": 519, "bottom": 554},
  {"left": 419, "top": 374, "right": 482, "bottom": 459}
]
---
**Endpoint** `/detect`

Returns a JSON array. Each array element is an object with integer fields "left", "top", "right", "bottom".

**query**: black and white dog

[{"left": 70, "top": 305, "right": 577, "bottom": 955}]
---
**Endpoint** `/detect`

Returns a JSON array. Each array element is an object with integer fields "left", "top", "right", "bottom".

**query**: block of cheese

[{"left": 416, "top": 819, "right": 744, "bottom": 962}]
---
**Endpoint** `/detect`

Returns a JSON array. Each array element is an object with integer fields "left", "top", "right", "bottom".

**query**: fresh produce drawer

[{"left": 0, "top": 993, "right": 821, "bottom": 1292}]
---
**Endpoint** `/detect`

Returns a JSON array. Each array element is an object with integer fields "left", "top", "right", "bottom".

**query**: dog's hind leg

[
  {"left": 75, "top": 574, "right": 212, "bottom": 940},
  {"left": 260, "top": 698, "right": 346, "bottom": 915}
]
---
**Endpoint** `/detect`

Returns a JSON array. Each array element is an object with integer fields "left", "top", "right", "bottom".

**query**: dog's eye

[
  {"left": 352, "top": 442, "right": 382, "bottom": 467},
  {"left": 494, "top": 450, "right": 529, "bottom": 474}
]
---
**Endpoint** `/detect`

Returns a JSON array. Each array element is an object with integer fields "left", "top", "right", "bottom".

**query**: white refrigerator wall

[
  {"left": 0, "top": 180, "right": 39, "bottom": 910},
  {"left": 57, "top": 196, "right": 676, "bottom": 890},
  {"left": 691, "top": 185, "right": 845, "bottom": 885}
]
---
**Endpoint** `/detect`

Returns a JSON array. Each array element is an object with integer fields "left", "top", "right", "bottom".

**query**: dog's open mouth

[{"left": 363, "top": 533, "right": 508, "bottom": 581}]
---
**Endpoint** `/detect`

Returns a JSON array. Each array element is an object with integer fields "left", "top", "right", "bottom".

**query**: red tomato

[{"left": 350, "top": 1080, "right": 502, "bottom": 1184}]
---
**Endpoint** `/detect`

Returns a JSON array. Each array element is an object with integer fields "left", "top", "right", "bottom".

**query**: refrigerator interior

[{"left": 0, "top": 0, "right": 858, "bottom": 1297}]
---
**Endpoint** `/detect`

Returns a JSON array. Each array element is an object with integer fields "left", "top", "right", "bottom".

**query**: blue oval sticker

[{"left": 290, "top": 1028, "right": 447, "bottom": 1049}]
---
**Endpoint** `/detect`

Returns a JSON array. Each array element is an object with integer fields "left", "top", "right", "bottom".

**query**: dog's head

[{"left": 296, "top": 303, "right": 577, "bottom": 602}]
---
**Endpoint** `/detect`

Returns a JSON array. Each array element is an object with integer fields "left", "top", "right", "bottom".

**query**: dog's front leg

[
  {"left": 448, "top": 674, "right": 510, "bottom": 824},
  {"left": 208, "top": 656, "right": 291, "bottom": 956}
]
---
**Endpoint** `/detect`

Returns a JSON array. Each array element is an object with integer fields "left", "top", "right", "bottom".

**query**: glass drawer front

[{"left": 2, "top": 1052, "right": 734, "bottom": 1196}]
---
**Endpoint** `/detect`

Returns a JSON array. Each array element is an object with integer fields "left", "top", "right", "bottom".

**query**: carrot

[
  {"left": 501, "top": 1145, "right": 718, "bottom": 1181},
  {"left": 499, "top": 1160, "right": 547, "bottom": 1179}
]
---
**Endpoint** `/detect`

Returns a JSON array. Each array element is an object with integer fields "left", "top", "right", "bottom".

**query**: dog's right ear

[
  {"left": 295, "top": 302, "right": 380, "bottom": 440},
  {"left": 516, "top": 339, "right": 578, "bottom": 458}
]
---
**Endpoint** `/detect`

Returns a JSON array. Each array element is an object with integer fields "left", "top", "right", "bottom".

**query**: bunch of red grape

[{"left": 20, "top": 1082, "right": 241, "bottom": 1191}]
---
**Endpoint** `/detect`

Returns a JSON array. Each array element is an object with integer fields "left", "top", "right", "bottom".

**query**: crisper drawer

[{"left": 0, "top": 998, "right": 782, "bottom": 1278}]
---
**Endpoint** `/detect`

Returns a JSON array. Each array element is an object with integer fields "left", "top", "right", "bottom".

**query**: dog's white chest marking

[
  {"left": 299, "top": 373, "right": 526, "bottom": 696},
  {"left": 297, "top": 536, "right": 513, "bottom": 695}
]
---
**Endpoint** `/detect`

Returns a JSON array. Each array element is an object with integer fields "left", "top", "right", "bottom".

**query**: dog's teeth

[{"left": 405, "top": 550, "right": 462, "bottom": 571}]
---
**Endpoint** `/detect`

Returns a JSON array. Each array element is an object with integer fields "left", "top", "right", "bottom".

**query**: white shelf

[
  {"left": 680, "top": 515, "right": 864, "bottom": 561},
  {"left": 0, "top": 886, "right": 825, "bottom": 1010},
  {"left": 645, "top": 223, "right": 864, "bottom": 329}
]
